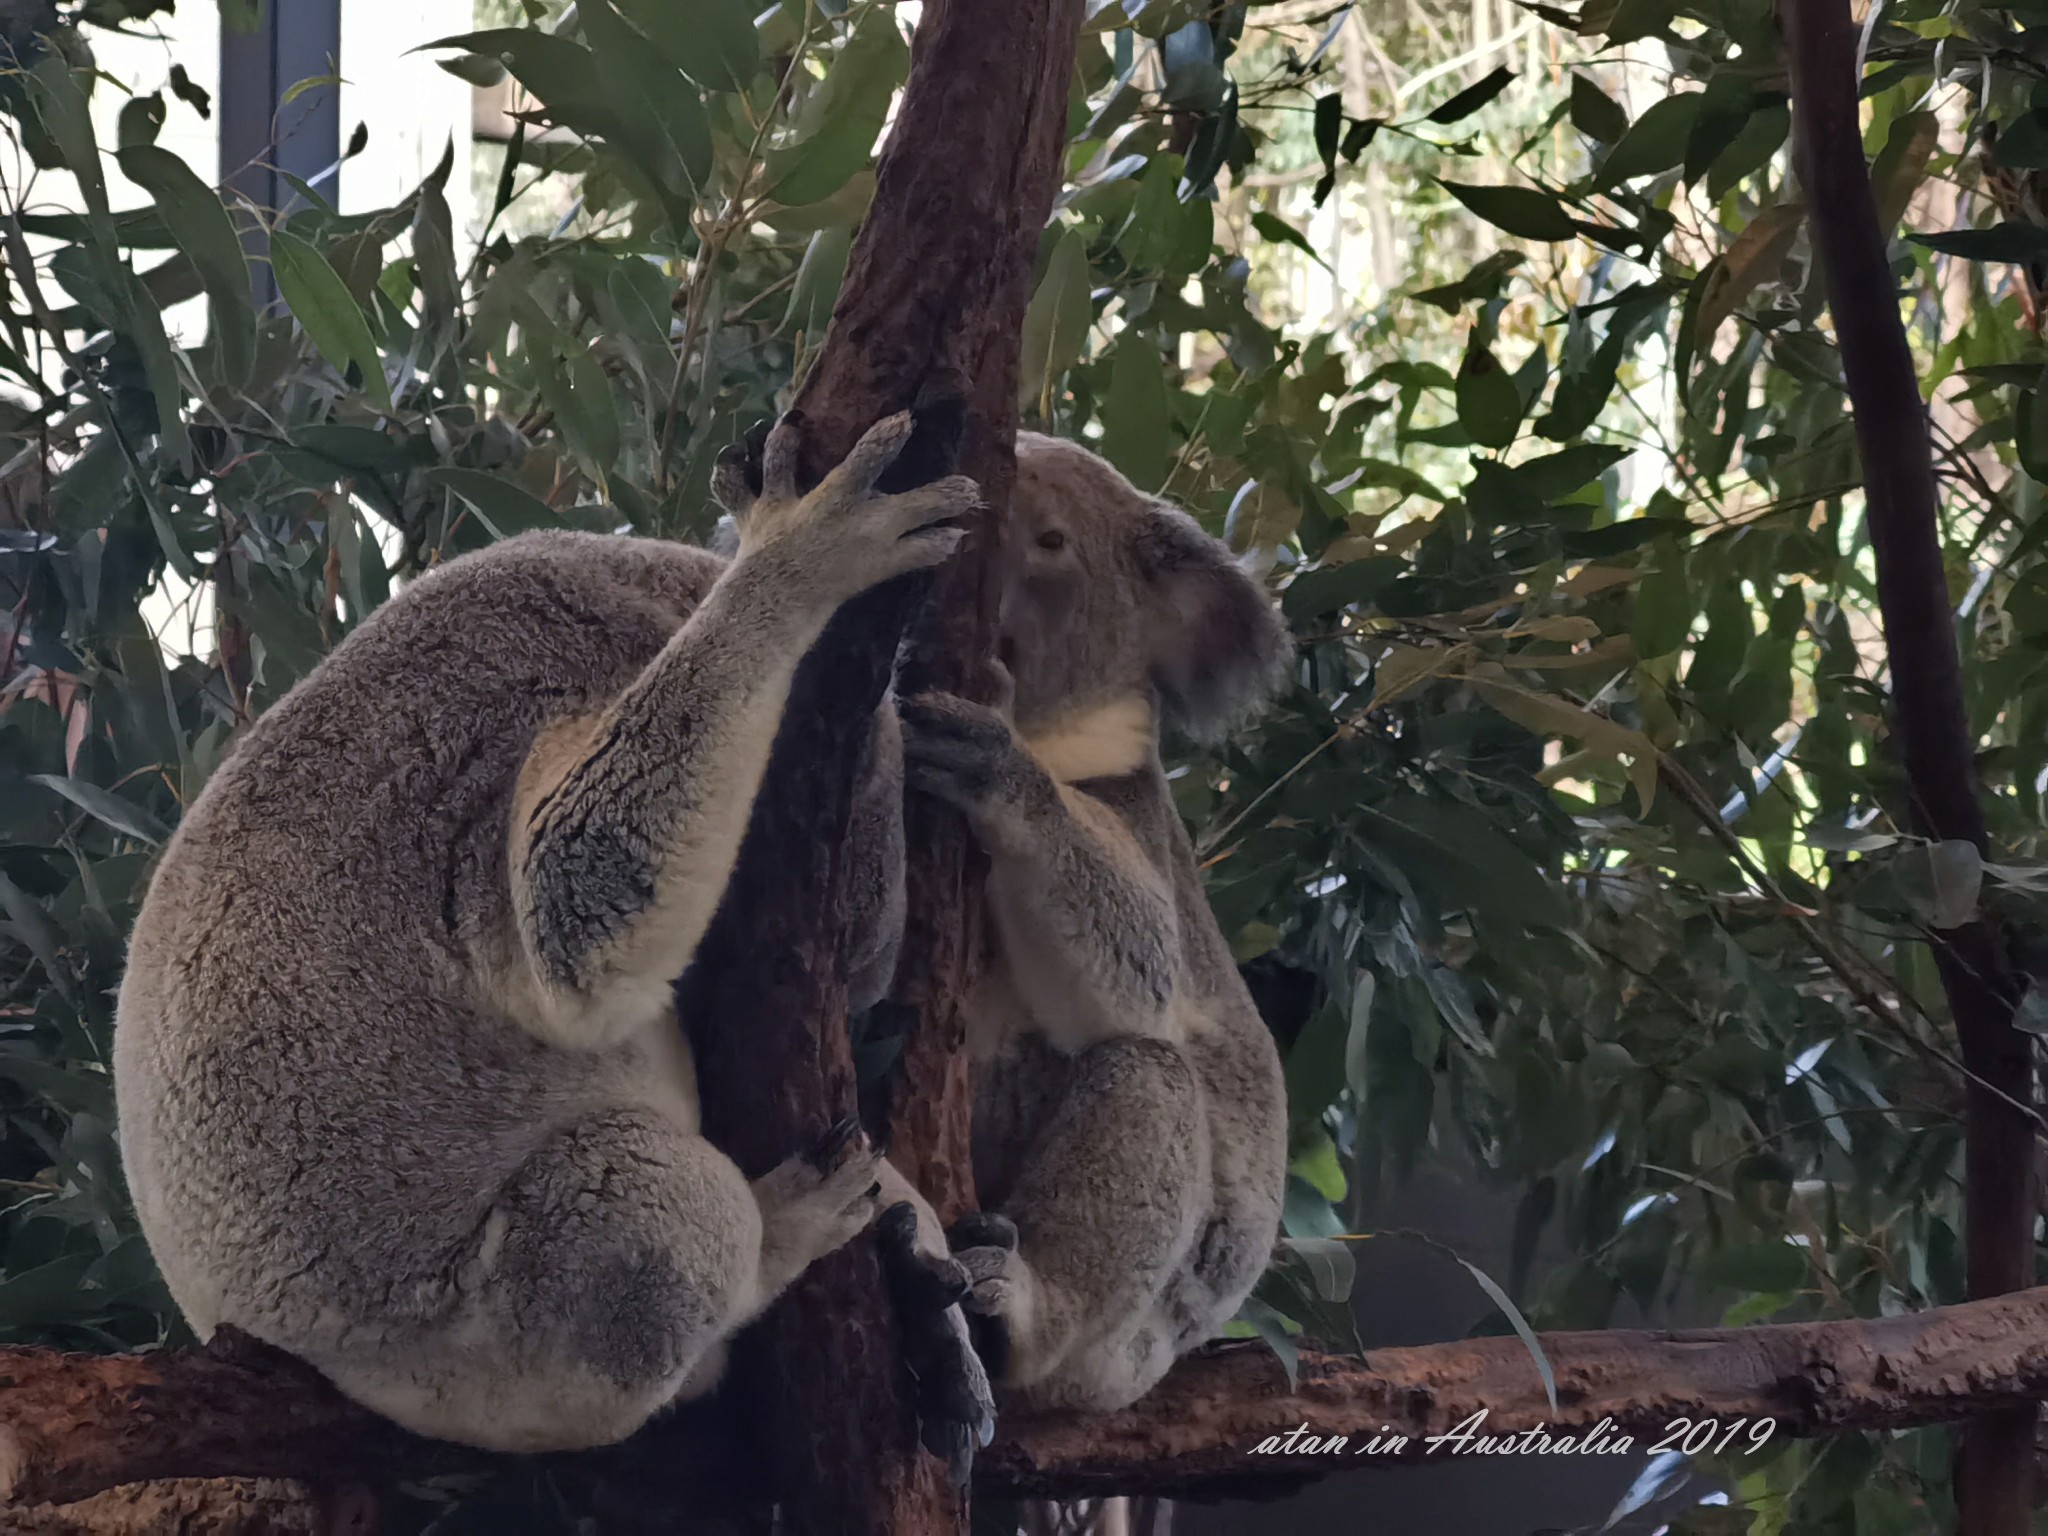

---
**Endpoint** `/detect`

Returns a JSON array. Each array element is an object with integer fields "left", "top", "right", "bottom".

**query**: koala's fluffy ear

[{"left": 1136, "top": 506, "right": 1292, "bottom": 743}]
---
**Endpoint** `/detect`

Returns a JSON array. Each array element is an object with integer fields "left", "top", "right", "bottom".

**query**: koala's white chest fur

[{"left": 1019, "top": 696, "right": 1156, "bottom": 784}]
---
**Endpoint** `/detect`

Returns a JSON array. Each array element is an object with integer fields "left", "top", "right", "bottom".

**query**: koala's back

[{"left": 114, "top": 530, "right": 723, "bottom": 1341}]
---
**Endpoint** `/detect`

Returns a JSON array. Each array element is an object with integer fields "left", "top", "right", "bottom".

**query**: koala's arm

[
  {"left": 505, "top": 418, "right": 974, "bottom": 1051},
  {"left": 899, "top": 694, "right": 1178, "bottom": 1044}
]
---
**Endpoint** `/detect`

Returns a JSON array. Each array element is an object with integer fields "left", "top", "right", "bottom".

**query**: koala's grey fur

[
  {"left": 112, "top": 416, "right": 978, "bottom": 1453},
  {"left": 898, "top": 433, "right": 1291, "bottom": 1411}
]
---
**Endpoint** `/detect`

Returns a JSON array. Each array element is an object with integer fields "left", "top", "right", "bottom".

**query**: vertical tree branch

[
  {"left": 677, "top": 2, "right": 1082, "bottom": 1532},
  {"left": 1781, "top": 4, "right": 2036, "bottom": 1528}
]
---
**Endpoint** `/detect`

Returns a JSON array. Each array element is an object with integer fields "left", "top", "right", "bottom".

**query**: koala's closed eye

[{"left": 1036, "top": 529, "right": 1068, "bottom": 552}]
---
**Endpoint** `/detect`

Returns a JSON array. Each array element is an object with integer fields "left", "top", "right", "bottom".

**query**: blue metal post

[{"left": 217, "top": 0, "right": 341, "bottom": 307}]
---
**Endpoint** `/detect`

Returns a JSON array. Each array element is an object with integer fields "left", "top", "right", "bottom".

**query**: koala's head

[{"left": 1001, "top": 433, "right": 1291, "bottom": 745}]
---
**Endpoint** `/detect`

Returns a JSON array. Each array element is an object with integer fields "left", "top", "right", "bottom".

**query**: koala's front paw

[
  {"left": 753, "top": 1119, "right": 885, "bottom": 1285},
  {"left": 899, "top": 693, "right": 1039, "bottom": 819},
  {"left": 877, "top": 1204, "right": 996, "bottom": 1487},
  {"left": 946, "top": 1211, "right": 1020, "bottom": 1382},
  {"left": 732, "top": 412, "right": 979, "bottom": 605}
]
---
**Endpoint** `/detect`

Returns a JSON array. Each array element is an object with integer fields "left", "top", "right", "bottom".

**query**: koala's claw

[
  {"left": 878, "top": 1202, "right": 998, "bottom": 1488},
  {"left": 916, "top": 1315, "right": 997, "bottom": 1488},
  {"left": 785, "top": 1134, "right": 883, "bottom": 1218},
  {"left": 719, "top": 405, "right": 958, "bottom": 517},
  {"left": 808, "top": 1113, "right": 867, "bottom": 1170},
  {"left": 759, "top": 410, "right": 808, "bottom": 504}
]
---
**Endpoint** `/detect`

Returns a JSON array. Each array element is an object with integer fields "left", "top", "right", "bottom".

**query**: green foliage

[{"left": 4, "top": 0, "right": 2048, "bottom": 1528}]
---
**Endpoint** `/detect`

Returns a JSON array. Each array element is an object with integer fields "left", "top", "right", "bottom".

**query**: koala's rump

[{"left": 112, "top": 531, "right": 723, "bottom": 1343}]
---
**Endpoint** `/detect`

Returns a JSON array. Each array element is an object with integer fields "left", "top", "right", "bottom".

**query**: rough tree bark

[
  {"left": 673, "top": 0, "right": 1082, "bottom": 1532},
  {"left": 13, "top": 1286, "right": 2048, "bottom": 1513},
  {"left": 1780, "top": 3, "right": 2037, "bottom": 1530},
  {"left": 10, "top": 1478, "right": 374, "bottom": 1536}
]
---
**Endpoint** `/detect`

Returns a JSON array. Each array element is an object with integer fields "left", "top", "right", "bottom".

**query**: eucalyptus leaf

[
  {"left": 1693, "top": 201, "right": 1804, "bottom": 341},
  {"left": 1568, "top": 73, "right": 1627, "bottom": 143},
  {"left": 1455, "top": 341, "right": 1525, "bottom": 449},
  {"left": 1909, "top": 225, "right": 2048, "bottom": 263},
  {"left": 269, "top": 229, "right": 393, "bottom": 413},
  {"left": 424, "top": 468, "right": 564, "bottom": 540},
  {"left": 27, "top": 777, "right": 169, "bottom": 846},
  {"left": 1438, "top": 180, "right": 1577, "bottom": 242},
  {"left": 1017, "top": 227, "right": 1092, "bottom": 411},
  {"left": 116, "top": 145, "right": 255, "bottom": 384},
  {"left": 1594, "top": 92, "right": 1701, "bottom": 188},
  {"left": 1427, "top": 65, "right": 1516, "bottom": 124},
  {"left": 1871, "top": 110, "right": 1939, "bottom": 235},
  {"left": 1458, "top": 1257, "right": 1558, "bottom": 1412},
  {"left": 616, "top": 0, "right": 761, "bottom": 91},
  {"left": 1100, "top": 340, "right": 1172, "bottom": 491}
]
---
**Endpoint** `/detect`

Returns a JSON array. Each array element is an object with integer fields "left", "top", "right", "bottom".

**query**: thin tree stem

[{"left": 1781, "top": 4, "right": 2037, "bottom": 1528}]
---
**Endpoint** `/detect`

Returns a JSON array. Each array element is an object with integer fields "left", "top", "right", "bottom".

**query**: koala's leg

[
  {"left": 322, "top": 1109, "right": 881, "bottom": 1453},
  {"left": 900, "top": 694, "right": 1179, "bottom": 1046},
  {"left": 955, "top": 1036, "right": 1207, "bottom": 1410},
  {"left": 508, "top": 417, "right": 975, "bottom": 1051},
  {"left": 1157, "top": 1023, "right": 1289, "bottom": 1360}
]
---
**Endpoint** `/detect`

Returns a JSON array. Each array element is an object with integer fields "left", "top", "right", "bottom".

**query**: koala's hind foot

[
  {"left": 877, "top": 1202, "right": 996, "bottom": 1487},
  {"left": 945, "top": 1211, "right": 1020, "bottom": 1382}
]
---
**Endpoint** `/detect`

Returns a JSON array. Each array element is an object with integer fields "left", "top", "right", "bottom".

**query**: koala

[
  {"left": 896, "top": 433, "right": 1293, "bottom": 1412},
  {"left": 111, "top": 415, "right": 985, "bottom": 1455}
]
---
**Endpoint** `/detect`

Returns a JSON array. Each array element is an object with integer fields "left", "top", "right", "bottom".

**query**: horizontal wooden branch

[
  {"left": 7, "top": 1287, "right": 2048, "bottom": 1512},
  {"left": 12, "top": 1477, "right": 376, "bottom": 1535},
  {"left": 985, "top": 1283, "right": 2048, "bottom": 1497}
]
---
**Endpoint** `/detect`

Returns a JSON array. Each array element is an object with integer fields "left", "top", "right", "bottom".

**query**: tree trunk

[
  {"left": 674, "top": 0, "right": 1082, "bottom": 1531},
  {"left": 1780, "top": 3, "right": 2037, "bottom": 1530}
]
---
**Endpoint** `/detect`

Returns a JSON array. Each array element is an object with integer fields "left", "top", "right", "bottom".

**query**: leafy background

[{"left": 2, "top": 0, "right": 2047, "bottom": 1530}]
